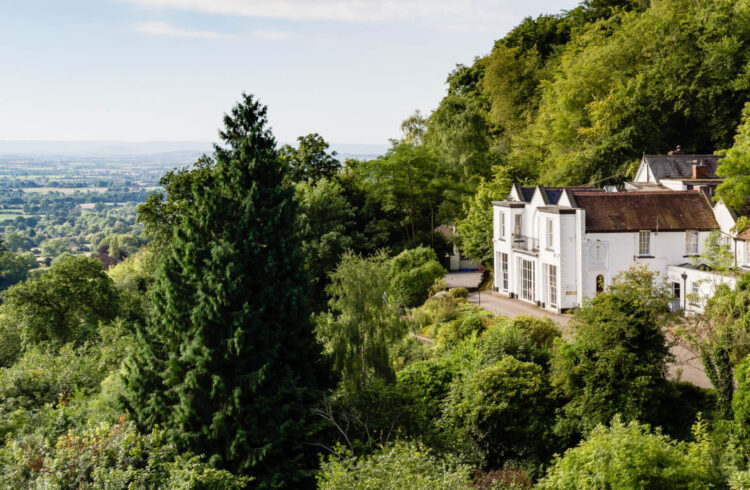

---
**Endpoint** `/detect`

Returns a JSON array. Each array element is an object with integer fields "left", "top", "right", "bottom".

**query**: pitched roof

[
  {"left": 643, "top": 154, "right": 722, "bottom": 180},
  {"left": 572, "top": 191, "right": 718, "bottom": 232},
  {"left": 517, "top": 185, "right": 594, "bottom": 204}
]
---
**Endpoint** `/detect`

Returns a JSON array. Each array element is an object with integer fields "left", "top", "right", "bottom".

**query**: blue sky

[{"left": 0, "top": 0, "right": 580, "bottom": 145}]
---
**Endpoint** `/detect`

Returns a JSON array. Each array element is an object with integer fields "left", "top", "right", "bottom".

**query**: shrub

[
  {"left": 316, "top": 440, "right": 471, "bottom": 489},
  {"left": 734, "top": 355, "right": 750, "bottom": 435},
  {"left": 479, "top": 320, "right": 550, "bottom": 367},
  {"left": 436, "top": 314, "right": 487, "bottom": 353},
  {"left": 0, "top": 417, "right": 249, "bottom": 488},
  {"left": 449, "top": 287, "right": 469, "bottom": 298},
  {"left": 550, "top": 267, "right": 674, "bottom": 438},
  {"left": 442, "top": 355, "right": 552, "bottom": 468},
  {"left": 389, "top": 247, "right": 446, "bottom": 307},
  {"left": 537, "top": 417, "right": 722, "bottom": 489},
  {"left": 509, "top": 315, "right": 561, "bottom": 348}
]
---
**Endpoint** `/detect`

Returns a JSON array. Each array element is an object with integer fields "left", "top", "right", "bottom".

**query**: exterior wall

[
  {"left": 667, "top": 265, "right": 737, "bottom": 314},
  {"left": 580, "top": 230, "right": 712, "bottom": 302},
  {"left": 713, "top": 201, "right": 737, "bottom": 235}
]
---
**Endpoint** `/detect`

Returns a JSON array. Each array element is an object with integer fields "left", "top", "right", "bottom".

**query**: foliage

[
  {"left": 508, "top": 315, "right": 561, "bottom": 349},
  {"left": 388, "top": 246, "right": 445, "bottom": 308},
  {"left": 455, "top": 173, "right": 514, "bottom": 265},
  {"left": 479, "top": 319, "right": 553, "bottom": 368},
  {"left": 538, "top": 417, "right": 722, "bottom": 489},
  {"left": 551, "top": 266, "right": 674, "bottom": 437},
  {"left": 121, "top": 94, "right": 325, "bottom": 487},
  {"left": 734, "top": 355, "right": 750, "bottom": 436},
  {"left": 0, "top": 255, "right": 119, "bottom": 348},
  {"left": 0, "top": 417, "right": 249, "bottom": 489},
  {"left": 40, "top": 237, "right": 73, "bottom": 258},
  {"left": 680, "top": 280, "right": 750, "bottom": 419},
  {"left": 435, "top": 313, "right": 488, "bottom": 354},
  {"left": 295, "top": 177, "right": 357, "bottom": 311},
  {"left": 717, "top": 103, "right": 750, "bottom": 211},
  {"left": 361, "top": 142, "right": 454, "bottom": 244},
  {"left": 442, "top": 355, "right": 553, "bottom": 468},
  {"left": 316, "top": 440, "right": 471, "bottom": 490},
  {"left": 279, "top": 133, "right": 341, "bottom": 183},
  {"left": 0, "top": 250, "right": 36, "bottom": 291},
  {"left": 318, "top": 251, "right": 407, "bottom": 389},
  {"left": 696, "top": 230, "right": 735, "bottom": 273}
]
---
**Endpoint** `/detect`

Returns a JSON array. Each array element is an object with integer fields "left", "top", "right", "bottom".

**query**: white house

[{"left": 492, "top": 184, "right": 728, "bottom": 314}]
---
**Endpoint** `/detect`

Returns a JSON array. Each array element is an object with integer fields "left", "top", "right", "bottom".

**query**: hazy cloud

[
  {"left": 120, "top": 0, "right": 517, "bottom": 30},
  {"left": 251, "top": 30, "right": 293, "bottom": 41},
  {"left": 130, "top": 21, "right": 232, "bottom": 39}
]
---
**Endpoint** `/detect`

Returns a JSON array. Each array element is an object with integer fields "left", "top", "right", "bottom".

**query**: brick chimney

[{"left": 692, "top": 163, "right": 707, "bottom": 179}]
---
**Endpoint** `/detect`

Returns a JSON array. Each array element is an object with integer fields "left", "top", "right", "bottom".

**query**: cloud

[
  {"left": 120, "top": 0, "right": 519, "bottom": 30},
  {"left": 251, "top": 30, "right": 293, "bottom": 41},
  {"left": 130, "top": 21, "right": 232, "bottom": 39}
]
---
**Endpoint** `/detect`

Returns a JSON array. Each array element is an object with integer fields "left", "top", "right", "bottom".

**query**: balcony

[{"left": 512, "top": 234, "right": 538, "bottom": 254}]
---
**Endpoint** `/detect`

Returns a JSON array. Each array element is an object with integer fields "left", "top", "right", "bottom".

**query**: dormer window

[{"left": 639, "top": 230, "right": 651, "bottom": 256}]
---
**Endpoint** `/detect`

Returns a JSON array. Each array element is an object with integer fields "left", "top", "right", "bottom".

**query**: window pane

[{"left": 639, "top": 230, "right": 650, "bottom": 256}]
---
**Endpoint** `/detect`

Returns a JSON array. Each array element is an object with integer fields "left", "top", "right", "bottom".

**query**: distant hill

[{"left": 0, "top": 141, "right": 388, "bottom": 163}]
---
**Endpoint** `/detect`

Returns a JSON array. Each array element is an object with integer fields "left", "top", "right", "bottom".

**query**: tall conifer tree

[{"left": 122, "top": 94, "right": 324, "bottom": 487}]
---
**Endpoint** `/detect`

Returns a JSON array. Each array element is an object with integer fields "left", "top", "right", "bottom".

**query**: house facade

[{"left": 492, "top": 183, "right": 730, "bottom": 313}]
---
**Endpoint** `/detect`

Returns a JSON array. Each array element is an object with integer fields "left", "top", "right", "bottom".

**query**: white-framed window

[
  {"left": 686, "top": 230, "right": 699, "bottom": 255},
  {"left": 514, "top": 214, "right": 522, "bottom": 237},
  {"left": 547, "top": 264, "right": 557, "bottom": 307},
  {"left": 639, "top": 230, "right": 651, "bottom": 256},
  {"left": 745, "top": 242, "right": 750, "bottom": 266},
  {"left": 689, "top": 281, "right": 700, "bottom": 306},
  {"left": 501, "top": 253, "right": 509, "bottom": 291},
  {"left": 546, "top": 218, "right": 554, "bottom": 250},
  {"left": 499, "top": 212, "right": 505, "bottom": 240},
  {"left": 520, "top": 258, "right": 535, "bottom": 302}
]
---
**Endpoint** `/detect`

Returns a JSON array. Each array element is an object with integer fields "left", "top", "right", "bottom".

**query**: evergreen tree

[{"left": 122, "top": 94, "right": 325, "bottom": 487}]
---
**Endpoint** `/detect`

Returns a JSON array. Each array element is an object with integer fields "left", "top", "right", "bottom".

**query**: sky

[{"left": 0, "top": 0, "right": 580, "bottom": 146}]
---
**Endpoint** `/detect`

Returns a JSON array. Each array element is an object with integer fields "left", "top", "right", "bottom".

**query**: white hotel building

[{"left": 491, "top": 153, "right": 744, "bottom": 313}]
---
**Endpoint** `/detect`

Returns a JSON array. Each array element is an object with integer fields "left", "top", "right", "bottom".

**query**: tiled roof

[
  {"left": 644, "top": 154, "right": 721, "bottom": 180},
  {"left": 520, "top": 187, "right": 535, "bottom": 202},
  {"left": 572, "top": 191, "right": 718, "bottom": 232}
]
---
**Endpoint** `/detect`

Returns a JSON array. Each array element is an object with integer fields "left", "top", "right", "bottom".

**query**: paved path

[
  {"left": 467, "top": 291, "right": 570, "bottom": 326},
  {"left": 445, "top": 271, "right": 483, "bottom": 291},
  {"left": 468, "top": 292, "right": 711, "bottom": 389}
]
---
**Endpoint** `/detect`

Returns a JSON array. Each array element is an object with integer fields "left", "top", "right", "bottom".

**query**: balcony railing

[{"left": 512, "top": 234, "right": 538, "bottom": 253}]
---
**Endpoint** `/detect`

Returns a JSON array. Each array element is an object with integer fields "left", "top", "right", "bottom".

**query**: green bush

[
  {"left": 734, "top": 355, "right": 750, "bottom": 435},
  {"left": 550, "top": 267, "right": 674, "bottom": 438},
  {"left": 508, "top": 315, "right": 561, "bottom": 348},
  {"left": 0, "top": 418, "right": 249, "bottom": 489},
  {"left": 389, "top": 247, "right": 446, "bottom": 308},
  {"left": 435, "top": 314, "right": 487, "bottom": 353},
  {"left": 479, "top": 320, "right": 550, "bottom": 368},
  {"left": 449, "top": 287, "right": 469, "bottom": 298},
  {"left": 442, "top": 355, "right": 552, "bottom": 468},
  {"left": 538, "top": 417, "right": 722, "bottom": 489},
  {"left": 317, "top": 440, "right": 471, "bottom": 489}
]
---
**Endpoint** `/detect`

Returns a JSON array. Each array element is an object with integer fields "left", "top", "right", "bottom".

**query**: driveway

[
  {"left": 445, "top": 271, "right": 483, "bottom": 291},
  {"left": 468, "top": 292, "right": 711, "bottom": 389}
]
